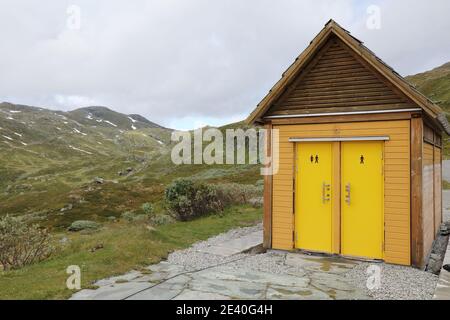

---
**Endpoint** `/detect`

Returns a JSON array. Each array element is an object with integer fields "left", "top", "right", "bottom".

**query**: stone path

[
  {"left": 70, "top": 252, "right": 369, "bottom": 300},
  {"left": 196, "top": 230, "right": 262, "bottom": 257},
  {"left": 70, "top": 223, "right": 369, "bottom": 300}
]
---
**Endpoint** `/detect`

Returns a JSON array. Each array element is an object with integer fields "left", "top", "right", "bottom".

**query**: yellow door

[
  {"left": 341, "top": 141, "right": 384, "bottom": 260},
  {"left": 295, "top": 142, "right": 332, "bottom": 253}
]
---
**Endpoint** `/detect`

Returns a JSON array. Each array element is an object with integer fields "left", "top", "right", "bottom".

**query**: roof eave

[{"left": 437, "top": 113, "right": 450, "bottom": 135}]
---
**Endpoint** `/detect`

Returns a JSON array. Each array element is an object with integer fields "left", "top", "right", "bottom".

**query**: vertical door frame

[{"left": 331, "top": 142, "right": 341, "bottom": 254}]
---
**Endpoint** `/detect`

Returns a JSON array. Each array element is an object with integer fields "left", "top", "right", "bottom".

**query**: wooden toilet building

[{"left": 247, "top": 20, "right": 450, "bottom": 268}]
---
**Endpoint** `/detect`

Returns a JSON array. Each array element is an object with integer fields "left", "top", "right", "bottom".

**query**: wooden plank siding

[
  {"left": 434, "top": 146, "right": 442, "bottom": 236},
  {"left": 266, "top": 36, "right": 414, "bottom": 117},
  {"left": 271, "top": 120, "right": 411, "bottom": 265},
  {"left": 422, "top": 143, "right": 435, "bottom": 263}
]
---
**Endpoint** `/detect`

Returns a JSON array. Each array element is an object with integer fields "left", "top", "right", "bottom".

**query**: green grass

[
  {"left": 443, "top": 180, "right": 450, "bottom": 190},
  {"left": 0, "top": 205, "right": 261, "bottom": 300}
]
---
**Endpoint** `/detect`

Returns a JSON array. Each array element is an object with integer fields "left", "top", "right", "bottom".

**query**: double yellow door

[{"left": 295, "top": 141, "right": 383, "bottom": 260}]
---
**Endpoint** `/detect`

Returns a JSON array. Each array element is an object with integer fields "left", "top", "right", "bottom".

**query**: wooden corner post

[
  {"left": 411, "top": 115, "right": 424, "bottom": 268},
  {"left": 263, "top": 123, "right": 273, "bottom": 249}
]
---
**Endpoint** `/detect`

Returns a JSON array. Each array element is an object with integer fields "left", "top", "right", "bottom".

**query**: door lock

[
  {"left": 322, "top": 182, "right": 331, "bottom": 204},
  {"left": 345, "top": 183, "right": 351, "bottom": 205}
]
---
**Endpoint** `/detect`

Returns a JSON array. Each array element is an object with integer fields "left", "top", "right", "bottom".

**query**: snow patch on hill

[
  {"left": 104, "top": 120, "right": 117, "bottom": 127},
  {"left": 69, "top": 145, "right": 93, "bottom": 155},
  {"left": 73, "top": 128, "right": 87, "bottom": 136},
  {"left": 2, "top": 135, "right": 13, "bottom": 141}
]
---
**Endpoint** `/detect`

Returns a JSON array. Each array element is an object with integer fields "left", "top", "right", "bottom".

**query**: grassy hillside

[{"left": 406, "top": 62, "right": 450, "bottom": 112}]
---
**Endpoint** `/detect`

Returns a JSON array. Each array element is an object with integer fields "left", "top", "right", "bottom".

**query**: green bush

[
  {"left": 165, "top": 178, "right": 221, "bottom": 221},
  {"left": 142, "top": 202, "right": 154, "bottom": 215},
  {"left": 68, "top": 220, "right": 101, "bottom": 232},
  {"left": 0, "top": 215, "right": 53, "bottom": 270},
  {"left": 213, "top": 183, "right": 263, "bottom": 207},
  {"left": 120, "top": 211, "right": 142, "bottom": 222},
  {"left": 132, "top": 214, "right": 149, "bottom": 222},
  {"left": 121, "top": 211, "right": 151, "bottom": 223},
  {"left": 150, "top": 214, "right": 174, "bottom": 226},
  {"left": 121, "top": 211, "right": 135, "bottom": 222}
]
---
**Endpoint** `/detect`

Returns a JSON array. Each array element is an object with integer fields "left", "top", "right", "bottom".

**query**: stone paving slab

[
  {"left": 196, "top": 230, "right": 262, "bottom": 257},
  {"left": 70, "top": 251, "right": 369, "bottom": 300},
  {"left": 71, "top": 281, "right": 150, "bottom": 300}
]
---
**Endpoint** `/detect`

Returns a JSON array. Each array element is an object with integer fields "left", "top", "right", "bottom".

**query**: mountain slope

[
  {"left": 67, "top": 106, "right": 165, "bottom": 131},
  {"left": 0, "top": 102, "right": 171, "bottom": 153},
  {"left": 0, "top": 102, "right": 176, "bottom": 226}
]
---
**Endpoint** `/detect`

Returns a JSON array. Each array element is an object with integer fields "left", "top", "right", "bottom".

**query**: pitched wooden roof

[{"left": 247, "top": 20, "right": 450, "bottom": 134}]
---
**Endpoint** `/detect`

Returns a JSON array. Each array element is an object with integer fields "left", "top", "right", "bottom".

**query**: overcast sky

[{"left": 0, "top": 0, "right": 449, "bottom": 130}]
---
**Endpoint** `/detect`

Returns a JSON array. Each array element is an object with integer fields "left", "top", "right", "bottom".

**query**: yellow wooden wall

[{"left": 272, "top": 120, "right": 411, "bottom": 265}]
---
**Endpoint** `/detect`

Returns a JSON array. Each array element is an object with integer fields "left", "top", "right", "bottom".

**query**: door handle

[
  {"left": 345, "top": 183, "right": 351, "bottom": 205},
  {"left": 322, "top": 182, "right": 331, "bottom": 204}
]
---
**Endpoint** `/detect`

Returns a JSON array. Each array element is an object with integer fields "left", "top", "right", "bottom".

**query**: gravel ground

[
  {"left": 167, "top": 223, "right": 262, "bottom": 270},
  {"left": 169, "top": 222, "right": 439, "bottom": 300},
  {"left": 344, "top": 262, "right": 438, "bottom": 300}
]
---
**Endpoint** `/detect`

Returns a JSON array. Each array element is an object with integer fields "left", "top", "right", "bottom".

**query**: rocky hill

[{"left": 0, "top": 102, "right": 259, "bottom": 228}]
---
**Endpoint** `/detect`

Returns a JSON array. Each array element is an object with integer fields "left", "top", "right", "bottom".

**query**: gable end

[{"left": 266, "top": 36, "right": 415, "bottom": 117}]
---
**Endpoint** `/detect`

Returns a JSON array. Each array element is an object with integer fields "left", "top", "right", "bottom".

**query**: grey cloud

[{"left": 0, "top": 0, "right": 448, "bottom": 127}]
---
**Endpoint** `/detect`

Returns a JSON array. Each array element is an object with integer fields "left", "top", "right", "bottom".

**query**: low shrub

[
  {"left": 0, "top": 215, "right": 54, "bottom": 270},
  {"left": 150, "top": 214, "right": 174, "bottom": 226},
  {"left": 121, "top": 211, "right": 135, "bottom": 222},
  {"left": 142, "top": 202, "right": 154, "bottom": 215},
  {"left": 165, "top": 179, "right": 221, "bottom": 221},
  {"left": 132, "top": 214, "right": 149, "bottom": 222},
  {"left": 68, "top": 220, "right": 101, "bottom": 232},
  {"left": 121, "top": 211, "right": 150, "bottom": 223},
  {"left": 248, "top": 197, "right": 263, "bottom": 208},
  {"left": 213, "top": 183, "right": 263, "bottom": 207}
]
